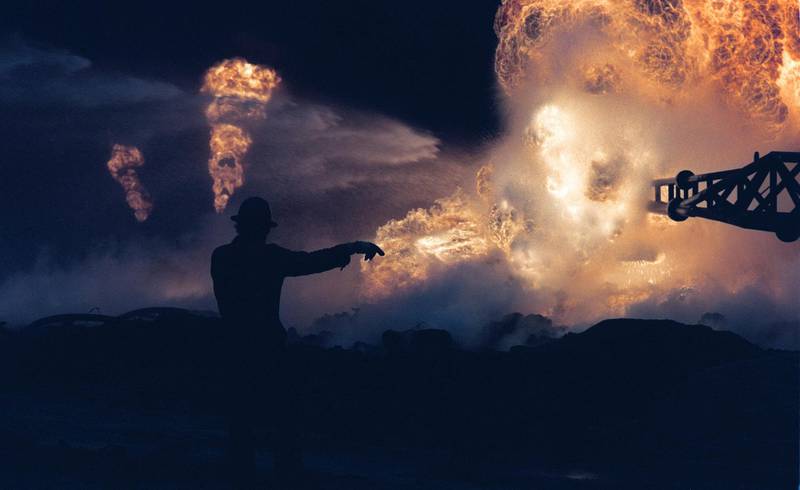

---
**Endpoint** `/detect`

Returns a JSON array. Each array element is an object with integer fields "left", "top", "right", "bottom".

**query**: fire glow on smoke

[{"left": 362, "top": 0, "right": 800, "bottom": 325}]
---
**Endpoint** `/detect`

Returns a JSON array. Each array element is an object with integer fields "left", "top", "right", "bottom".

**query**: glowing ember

[
  {"left": 106, "top": 144, "right": 153, "bottom": 222},
  {"left": 201, "top": 58, "right": 281, "bottom": 212}
]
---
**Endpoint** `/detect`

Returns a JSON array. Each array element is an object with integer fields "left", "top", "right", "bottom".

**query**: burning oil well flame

[
  {"left": 363, "top": 0, "right": 800, "bottom": 326},
  {"left": 107, "top": 144, "right": 153, "bottom": 222},
  {"left": 201, "top": 58, "right": 281, "bottom": 212}
]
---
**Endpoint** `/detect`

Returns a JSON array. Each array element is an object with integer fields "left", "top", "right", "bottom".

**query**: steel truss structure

[{"left": 650, "top": 151, "right": 800, "bottom": 242}]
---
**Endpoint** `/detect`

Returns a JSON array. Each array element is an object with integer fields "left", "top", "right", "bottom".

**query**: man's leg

[
  {"left": 227, "top": 358, "right": 258, "bottom": 490},
  {"left": 228, "top": 410, "right": 256, "bottom": 489},
  {"left": 273, "top": 412, "right": 303, "bottom": 485},
  {"left": 269, "top": 346, "right": 305, "bottom": 487}
]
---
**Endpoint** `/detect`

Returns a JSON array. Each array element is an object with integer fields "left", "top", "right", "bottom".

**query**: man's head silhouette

[{"left": 231, "top": 197, "right": 278, "bottom": 239}]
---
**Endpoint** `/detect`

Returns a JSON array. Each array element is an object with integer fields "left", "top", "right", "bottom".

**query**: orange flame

[
  {"left": 362, "top": 190, "right": 490, "bottom": 298},
  {"left": 494, "top": 0, "right": 800, "bottom": 130},
  {"left": 107, "top": 144, "right": 153, "bottom": 222},
  {"left": 201, "top": 58, "right": 281, "bottom": 212}
]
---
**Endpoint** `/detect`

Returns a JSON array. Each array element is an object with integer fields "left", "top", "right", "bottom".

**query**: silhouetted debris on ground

[
  {"left": 479, "top": 312, "right": 565, "bottom": 350},
  {"left": 0, "top": 310, "right": 796, "bottom": 489}
]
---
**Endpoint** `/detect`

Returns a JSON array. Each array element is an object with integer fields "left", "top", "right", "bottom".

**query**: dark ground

[{"left": 0, "top": 312, "right": 797, "bottom": 489}]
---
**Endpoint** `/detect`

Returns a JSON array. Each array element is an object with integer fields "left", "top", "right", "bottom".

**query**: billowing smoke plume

[
  {"left": 106, "top": 144, "right": 153, "bottom": 222},
  {"left": 361, "top": 0, "right": 800, "bottom": 338},
  {"left": 201, "top": 58, "right": 281, "bottom": 212}
]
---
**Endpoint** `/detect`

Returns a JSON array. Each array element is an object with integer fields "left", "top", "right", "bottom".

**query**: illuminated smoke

[
  {"left": 363, "top": 0, "right": 800, "bottom": 328},
  {"left": 474, "top": 163, "right": 528, "bottom": 250},
  {"left": 106, "top": 144, "right": 153, "bottom": 222},
  {"left": 475, "top": 164, "right": 495, "bottom": 199},
  {"left": 362, "top": 190, "right": 490, "bottom": 299},
  {"left": 201, "top": 58, "right": 280, "bottom": 212},
  {"left": 488, "top": 201, "right": 526, "bottom": 251}
]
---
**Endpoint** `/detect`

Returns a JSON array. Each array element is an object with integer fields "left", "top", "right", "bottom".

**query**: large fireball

[{"left": 363, "top": 0, "right": 800, "bottom": 327}]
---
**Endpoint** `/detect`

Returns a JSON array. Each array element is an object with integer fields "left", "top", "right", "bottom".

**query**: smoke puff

[
  {"left": 628, "top": 281, "right": 800, "bottom": 350},
  {"left": 0, "top": 233, "right": 215, "bottom": 325},
  {"left": 295, "top": 257, "right": 549, "bottom": 347},
  {"left": 478, "top": 312, "right": 565, "bottom": 351},
  {"left": 247, "top": 101, "right": 443, "bottom": 190}
]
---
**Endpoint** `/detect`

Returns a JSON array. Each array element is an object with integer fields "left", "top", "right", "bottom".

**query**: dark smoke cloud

[
  {"left": 0, "top": 220, "right": 220, "bottom": 325},
  {"left": 0, "top": 38, "right": 182, "bottom": 107},
  {"left": 627, "top": 276, "right": 800, "bottom": 350},
  {"left": 477, "top": 312, "right": 566, "bottom": 351}
]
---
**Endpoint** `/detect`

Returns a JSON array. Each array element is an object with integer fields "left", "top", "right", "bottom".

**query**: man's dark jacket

[{"left": 211, "top": 237, "right": 352, "bottom": 350}]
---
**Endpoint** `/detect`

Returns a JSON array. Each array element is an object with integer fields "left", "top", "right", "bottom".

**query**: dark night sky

[
  {"left": 1, "top": 0, "right": 502, "bottom": 277},
  {"left": 7, "top": 1, "right": 501, "bottom": 138}
]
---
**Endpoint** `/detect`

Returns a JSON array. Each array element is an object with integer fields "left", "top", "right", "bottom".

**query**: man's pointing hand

[{"left": 353, "top": 241, "right": 385, "bottom": 261}]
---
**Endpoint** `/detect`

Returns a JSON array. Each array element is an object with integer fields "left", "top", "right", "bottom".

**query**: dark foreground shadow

[{"left": 0, "top": 314, "right": 797, "bottom": 489}]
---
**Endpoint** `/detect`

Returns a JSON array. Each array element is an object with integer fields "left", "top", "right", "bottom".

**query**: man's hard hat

[{"left": 230, "top": 197, "right": 278, "bottom": 227}]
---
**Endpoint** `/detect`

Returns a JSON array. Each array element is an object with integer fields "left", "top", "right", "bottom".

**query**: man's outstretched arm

[{"left": 281, "top": 241, "right": 384, "bottom": 277}]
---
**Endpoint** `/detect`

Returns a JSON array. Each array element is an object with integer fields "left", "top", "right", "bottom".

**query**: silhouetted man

[{"left": 211, "top": 196, "right": 383, "bottom": 489}]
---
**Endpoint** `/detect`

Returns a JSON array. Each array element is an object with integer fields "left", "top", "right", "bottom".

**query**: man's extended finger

[{"left": 375, "top": 245, "right": 385, "bottom": 256}]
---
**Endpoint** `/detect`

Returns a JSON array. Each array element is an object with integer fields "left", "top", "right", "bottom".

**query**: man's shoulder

[
  {"left": 212, "top": 243, "right": 235, "bottom": 258},
  {"left": 212, "top": 241, "right": 295, "bottom": 258},
  {"left": 265, "top": 243, "right": 294, "bottom": 256},
  {"left": 213, "top": 242, "right": 291, "bottom": 257},
  {"left": 211, "top": 242, "right": 248, "bottom": 267}
]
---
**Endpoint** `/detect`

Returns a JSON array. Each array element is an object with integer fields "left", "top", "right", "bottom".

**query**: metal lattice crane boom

[{"left": 650, "top": 151, "right": 800, "bottom": 242}]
